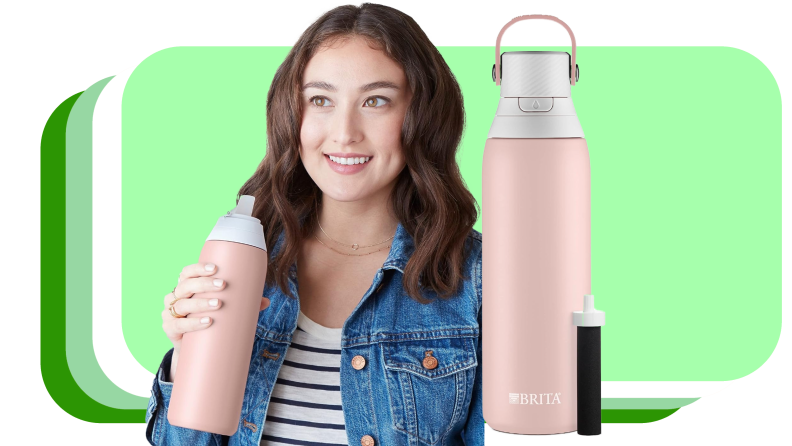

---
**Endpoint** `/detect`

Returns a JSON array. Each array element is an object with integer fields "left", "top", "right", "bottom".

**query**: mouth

[
  {"left": 324, "top": 153, "right": 373, "bottom": 175},
  {"left": 324, "top": 154, "right": 373, "bottom": 166}
]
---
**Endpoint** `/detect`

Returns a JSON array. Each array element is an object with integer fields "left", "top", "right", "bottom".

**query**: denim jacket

[{"left": 145, "top": 221, "right": 484, "bottom": 445}]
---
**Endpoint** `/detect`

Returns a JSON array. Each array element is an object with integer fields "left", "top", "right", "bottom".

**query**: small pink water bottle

[
  {"left": 168, "top": 195, "right": 268, "bottom": 435},
  {"left": 483, "top": 15, "right": 589, "bottom": 435}
]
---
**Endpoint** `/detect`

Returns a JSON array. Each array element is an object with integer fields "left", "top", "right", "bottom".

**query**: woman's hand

[{"left": 161, "top": 262, "right": 226, "bottom": 381}]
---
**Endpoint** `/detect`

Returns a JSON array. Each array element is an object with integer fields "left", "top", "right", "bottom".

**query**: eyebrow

[{"left": 301, "top": 80, "right": 401, "bottom": 93}]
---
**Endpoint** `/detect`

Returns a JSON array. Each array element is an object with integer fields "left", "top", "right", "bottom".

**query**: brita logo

[{"left": 509, "top": 392, "right": 562, "bottom": 405}]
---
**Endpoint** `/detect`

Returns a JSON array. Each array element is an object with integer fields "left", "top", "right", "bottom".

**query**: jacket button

[
  {"left": 351, "top": 355, "right": 366, "bottom": 370},
  {"left": 423, "top": 350, "right": 438, "bottom": 369},
  {"left": 360, "top": 434, "right": 375, "bottom": 446}
]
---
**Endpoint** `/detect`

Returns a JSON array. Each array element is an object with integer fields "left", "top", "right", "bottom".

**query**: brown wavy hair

[{"left": 237, "top": 3, "right": 478, "bottom": 304}]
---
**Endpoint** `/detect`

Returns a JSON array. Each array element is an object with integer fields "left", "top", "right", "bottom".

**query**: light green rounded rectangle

[{"left": 119, "top": 46, "right": 781, "bottom": 382}]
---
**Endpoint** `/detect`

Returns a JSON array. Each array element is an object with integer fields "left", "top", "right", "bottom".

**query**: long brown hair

[{"left": 237, "top": 3, "right": 478, "bottom": 304}]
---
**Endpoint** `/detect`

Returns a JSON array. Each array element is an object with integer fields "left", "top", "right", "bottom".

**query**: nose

[{"left": 331, "top": 102, "right": 363, "bottom": 146}]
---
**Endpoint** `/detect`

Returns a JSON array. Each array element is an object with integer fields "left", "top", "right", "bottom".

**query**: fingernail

[
  {"left": 201, "top": 317, "right": 210, "bottom": 324},
  {"left": 205, "top": 263, "right": 216, "bottom": 271},
  {"left": 213, "top": 279, "right": 224, "bottom": 287},
  {"left": 209, "top": 298, "right": 218, "bottom": 307}
]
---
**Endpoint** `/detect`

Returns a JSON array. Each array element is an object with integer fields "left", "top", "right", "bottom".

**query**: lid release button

[{"left": 518, "top": 97, "right": 554, "bottom": 112}]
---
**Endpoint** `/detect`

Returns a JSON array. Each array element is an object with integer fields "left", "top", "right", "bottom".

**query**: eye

[
  {"left": 309, "top": 96, "right": 332, "bottom": 108},
  {"left": 363, "top": 96, "right": 391, "bottom": 108}
]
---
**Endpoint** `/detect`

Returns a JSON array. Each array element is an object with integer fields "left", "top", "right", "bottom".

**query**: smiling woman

[
  {"left": 146, "top": 3, "right": 484, "bottom": 446},
  {"left": 243, "top": 4, "right": 476, "bottom": 305}
]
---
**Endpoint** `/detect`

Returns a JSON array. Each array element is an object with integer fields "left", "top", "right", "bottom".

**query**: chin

[{"left": 321, "top": 186, "right": 367, "bottom": 203}]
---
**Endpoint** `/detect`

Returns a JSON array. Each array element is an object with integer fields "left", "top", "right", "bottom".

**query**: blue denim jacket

[{"left": 145, "top": 221, "right": 484, "bottom": 445}]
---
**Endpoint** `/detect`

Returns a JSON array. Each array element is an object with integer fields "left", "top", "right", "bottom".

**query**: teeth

[{"left": 329, "top": 155, "right": 371, "bottom": 165}]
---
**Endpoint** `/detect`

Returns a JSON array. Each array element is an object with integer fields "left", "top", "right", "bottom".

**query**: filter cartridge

[{"left": 572, "top": 294, "right": 605, "bottom": 435}]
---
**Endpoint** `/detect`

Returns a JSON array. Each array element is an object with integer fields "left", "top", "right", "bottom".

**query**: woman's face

[{"left": 299, "top": 36, "right": 412, "bottom": 202}]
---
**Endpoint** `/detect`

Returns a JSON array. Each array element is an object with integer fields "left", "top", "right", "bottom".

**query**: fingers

[
  {"left": 163, "top": 312, "right": 214, "bottom": 338},
  {"left": 179, "top": 262, "right": 219, "bottom": 283},
  {"left": 166, "top": 266, "right": 226, "bottom": 306},
  {"left": 171, "top": 296, "right": 222, "bottom": 317}
]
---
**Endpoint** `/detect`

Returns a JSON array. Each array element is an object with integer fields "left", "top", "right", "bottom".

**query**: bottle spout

[{"left": 231, "top": 195, "right": 255, "bottom": 217}]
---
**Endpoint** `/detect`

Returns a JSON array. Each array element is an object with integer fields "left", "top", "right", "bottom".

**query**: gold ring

[
  {"left": 169, "top": 286, "right": 186, "bottom": 318},
  {"left": 170, "top": 299, "right": 187, "bottom": 318}
]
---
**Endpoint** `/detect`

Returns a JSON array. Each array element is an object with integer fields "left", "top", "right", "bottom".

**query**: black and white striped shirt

[{"left": 259, "top": 310, "right": 348, "bottom": 445}]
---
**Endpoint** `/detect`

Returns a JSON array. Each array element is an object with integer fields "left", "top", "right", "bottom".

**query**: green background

[{"left": 118, "top": 46, "right": 780, "bottom": 382}]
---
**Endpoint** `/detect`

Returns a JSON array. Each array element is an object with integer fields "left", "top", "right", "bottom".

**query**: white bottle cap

[
  {"left": 573, "top": 294, "right": 605, "bottom": 327},
  {"left": 488, "top": 52, "right": 584, "bottom": 139},
  {"left": 205, "top": 195, "right": 267, "bottom": 252}
]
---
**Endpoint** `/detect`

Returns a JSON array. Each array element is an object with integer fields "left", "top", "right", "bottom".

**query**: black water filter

[{"left": 573, "top": 294, "right": 605, "bottom": 435}]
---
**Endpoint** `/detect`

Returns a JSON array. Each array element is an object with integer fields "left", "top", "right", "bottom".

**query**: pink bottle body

[
  {"left": 167, "top": 240, "right": 268, "bottom": 436},
  {"left": 482, "top": 137, "right": 590, "bottom": 434}
]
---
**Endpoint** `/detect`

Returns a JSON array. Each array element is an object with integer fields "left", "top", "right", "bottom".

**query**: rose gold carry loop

[{"left": 493, "top": 14, "right": 577, "bottom": 86}]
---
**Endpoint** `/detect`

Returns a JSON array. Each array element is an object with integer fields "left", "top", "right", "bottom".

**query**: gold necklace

[
  {"left": 312, "top": 195, "right": 394, "bottom": 256},
  {"left": 317, "top": 219, "right": 394, "bottom": 251},
  {"left": 313, "top": 233, "right": 391, "bottom": 256}
]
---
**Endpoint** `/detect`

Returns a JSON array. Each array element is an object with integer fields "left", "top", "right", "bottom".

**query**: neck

[{"left": 315, "top": 188, "right": 399, "bottom": 247}]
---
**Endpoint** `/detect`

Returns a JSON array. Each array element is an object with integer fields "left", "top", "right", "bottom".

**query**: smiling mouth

[{"left": 324, "top": 154, "right": 373, "bottom": 165}]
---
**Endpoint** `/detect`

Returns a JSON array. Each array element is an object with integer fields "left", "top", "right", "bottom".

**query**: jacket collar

[{"left": 268, "top": 219, "right": 414, "bottom": 274}]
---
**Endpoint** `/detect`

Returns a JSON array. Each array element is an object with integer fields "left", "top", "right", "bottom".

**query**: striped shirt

[{"left": 259, "top": 310, "right": 348, "bottom": 446}]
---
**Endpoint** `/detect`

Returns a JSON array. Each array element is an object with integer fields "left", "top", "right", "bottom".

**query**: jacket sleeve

[
  {"left": 145, "top": 348, "right": 225, "bottom": 445},
  {"left": 462, "top": 247, "right": 485, "bottom": 445}
]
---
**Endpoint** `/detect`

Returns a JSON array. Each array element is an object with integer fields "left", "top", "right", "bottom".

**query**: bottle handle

[{"left": 493, "top": 14, "right": 577, "bottom": 87}]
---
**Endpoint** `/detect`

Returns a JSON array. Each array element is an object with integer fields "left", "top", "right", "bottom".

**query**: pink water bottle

[
  {"left": 483, "top": 15, "right": 589, "bottom": 435},
  {"left": 168, "top": 195, "right": 268, "bottom": 435}
]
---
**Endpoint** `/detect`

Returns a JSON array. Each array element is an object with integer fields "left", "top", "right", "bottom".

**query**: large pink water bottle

[
  {"left": 168, "top": 195, "right": 268, "bottom": 435},
  {"left": 483, "top": 15, "right": 589, "bottom": 435}
]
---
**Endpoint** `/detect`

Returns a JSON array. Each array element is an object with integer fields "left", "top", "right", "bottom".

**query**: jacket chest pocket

[{"left": 382, "top": 335, "right": 478, "bottom": 445}]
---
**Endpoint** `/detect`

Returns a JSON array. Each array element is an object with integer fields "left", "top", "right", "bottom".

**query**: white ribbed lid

[
  {"left": 500, "top": 51, "right": 575, "bottom": 98},
  {"left": 205, "top": 195, "right": 267, "bottom": 251}
]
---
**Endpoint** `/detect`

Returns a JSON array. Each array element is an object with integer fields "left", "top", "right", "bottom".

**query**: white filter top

[
  {"left": 573, "top": 294, "right": 605, "bottom": 327},
  {"left": 205, "top": 195, "right": 267, "bottom": 252}
]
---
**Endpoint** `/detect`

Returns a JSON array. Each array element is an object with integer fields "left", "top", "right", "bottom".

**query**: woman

[{"left": 145, "top": 3, "right": 483, "bottom": 445}]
